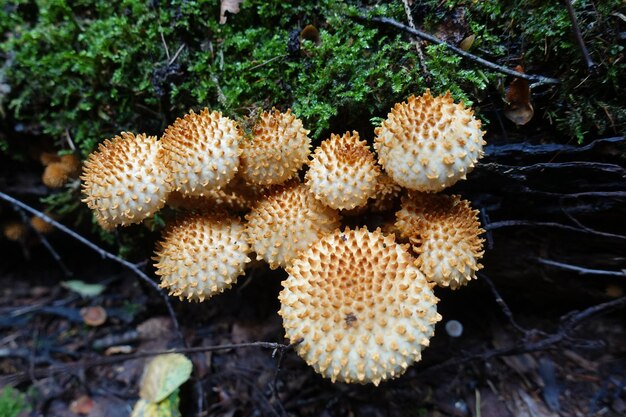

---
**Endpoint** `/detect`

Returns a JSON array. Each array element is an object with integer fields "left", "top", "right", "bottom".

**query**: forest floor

[{"left": 1, "top": 128, "right": 626, "bottom": 417}]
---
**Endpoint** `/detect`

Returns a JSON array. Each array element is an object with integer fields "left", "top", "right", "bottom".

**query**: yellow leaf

[{"left": 139, "top": 354, "right": 192, "bottom": 403}]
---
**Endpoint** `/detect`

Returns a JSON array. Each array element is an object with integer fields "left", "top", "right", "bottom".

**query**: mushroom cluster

[{"left": 81, "top": 91, "right": 487, "bottom": 385}]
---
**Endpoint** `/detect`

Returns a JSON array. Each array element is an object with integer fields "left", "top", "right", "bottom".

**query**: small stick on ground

[
  {"left": 479, "top": 272, "right": 528, "bottom": 335},
  {"left": 536, "top": 258, "right": 626, "bottom": 277},
  {"left": 401, "top": 0, "right": 429, "bottom": 80},
  {"left": 0, "top": 341, "right": 294, "bottom": 386},
  {"left": 563, "top": 0, "right": 597, "bottom": 71}
]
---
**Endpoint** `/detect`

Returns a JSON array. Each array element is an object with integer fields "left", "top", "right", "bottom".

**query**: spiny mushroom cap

[
  {"left": 279, "top": 227, "right": 441, "bottom": 385},
  {"left": 305, "top": 131, "right": 380, "bottom": 210},
  {"left": 374, "top": 90, "right": 485, "bottom": 192},
  {"left": 395, "top": 192, "right": 485, "bottom": 289},
  {"left": 81, "top": 133, "right": 171, "bottom": 230},
  {"left": 245, "top": 181, "right": 341, "bottom": 269},
  {"left": 240, "top": 109, "right": 311, "bottom": 186},
  {"left": 154, "top": 212, "right": 250, "bottom": 302},
  {"left": 160, "top": 109, "right": 242, "bottom": 196}
]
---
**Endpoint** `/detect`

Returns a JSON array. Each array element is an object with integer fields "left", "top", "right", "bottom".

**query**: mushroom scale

[
  {"left": 153, "top": 212, "right": 250, "bottom": 302},
  {"left": 305, "top": 131, "right": 380, "bottom": 210},
  {"left": 245, "top": 181, "right": 341, "bottom": 269},
  {"left": 160, "top": 109, "right": 242, "bottom": 196},
  {"left": 279, "top": 227, "right": 441, "bottom": 385},
  {"left": 395, "top": 192, "right": 485, "bottom": 289},
  {"left": 81, "top": 132, "right": 171, "bottom": 230},
  {"left": 240, "top": 109, "right": 311, "bottom": 186},
  {"left": 374, "top": 90, "right": 485, "bottom": 192}
]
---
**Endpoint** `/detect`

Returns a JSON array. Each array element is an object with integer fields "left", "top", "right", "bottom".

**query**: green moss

[{"left": 0, "top": 386, "right": 29, "bottom": 417}]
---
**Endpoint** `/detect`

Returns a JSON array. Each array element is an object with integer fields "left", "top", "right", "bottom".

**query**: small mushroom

[
  {"left": 160, "top": 109, "right": 242, "bottom": 196},
  {"left": 80, "top": 306, "right": 107, "bottom": 327},
  {"left": 153, "top": 211, "right": 250, "bottom": 302},
  {"left": 305, "top": 131, "right": 380, "bottom": 210},
  {"left": 42, "top": 162, "right": 73, "bottom": 188},
  {"left": 30, "top": 215, "right": 54, "bottom": 234},
  {"left": 240, "top": 109, "right": 311, "bottom": 186},
  {"left": 41, "top": 153, "right": 81, "bottom": 188}
]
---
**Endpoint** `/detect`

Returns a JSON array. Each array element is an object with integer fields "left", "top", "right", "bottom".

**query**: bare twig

[
  {"left": 485, "top": 219, "right": 618, "bottom": 239},
  {"left": 560, "top": 207, "right": 626, "bottom": 241},
  {"left": 270, "top": 338, "right": 303, "bottom": 398},
  {"left": 479, "top": 273, "right": 528, "bottom": 334},
  {"left": 563, "top": 0, "right": 596, "bottom": 71},
  {"left": 168, "top": 44, "right": 186, "bottom": 66},
  {"left": 0, "top": 341, "right": 292, "bottom": 386},
  {"left": 536, "top": 258, "right": 626, "bottom": 277},
  {"left": 160, "top": 30, "right": 171, "bottom": 62},
  {"left": 361, "top": 16, "right": 560, "bottom": 85},
  {"left": 0, "top": 191, "right": 184, "bottom": 345},
  {"left": 400, "top": 0, "right": 429, "bottom": 78}
]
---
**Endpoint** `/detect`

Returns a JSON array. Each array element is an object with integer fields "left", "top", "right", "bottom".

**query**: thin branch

[
  {"left": 160, "top": 30, "right": 171, "bottom": 62},
  {"left": 563, "top": 0, "right": 596, "bottom": 71},
  {"left": 168, "top": 44, "right": 186, "bottom": 66},
  {"left": 0, "top": 191, "right": 184, "bottom": 345},
  {"left": 536, "top": 258, "right": 626, "bottom": 277},
  {"left": 363, "top": 16, "right": 560, "bottom": 85},
  {"left": 485, "top": 220, "right": 620, "bottom": 240},
  {"left": 479, "top": 273, "right": 528, "bottom": 334},
  {"left": 400, "top": 0, "right": 429, "bottom": 78},
  {"left": 560, "top": 206, "right": 626, "bottom": 241},
  {"left": 0, "top": 341, "right": 293, "bottom": 386}
]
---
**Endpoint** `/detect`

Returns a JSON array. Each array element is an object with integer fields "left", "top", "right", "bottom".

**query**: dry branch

[{"left": 358, "top": 15, "right": 560, "bottom": 86}]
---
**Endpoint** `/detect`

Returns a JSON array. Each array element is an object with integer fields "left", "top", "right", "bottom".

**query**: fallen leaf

[
  {"left": 139, "top": 354, "right": 192, "bottom": 403},
  {"left": 62, "top": 280, "right": 106, "bottom": 297},
  {"left": 104, "top": 345, "right": 134, "bottom": 355},
  {"left": 459, "top": 34, "right": 475, "bottom": 51},
  {"left": 69, "top": 395, "right": 94, "bottom": 415},
  {"left": 504, "top": 65, "right": 534, "bottom": 125},
  {"left": 220, "top": 0, "right": 242, "bottom": 24}
]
